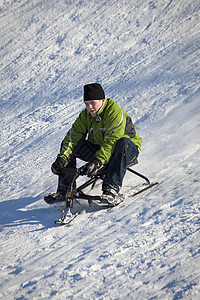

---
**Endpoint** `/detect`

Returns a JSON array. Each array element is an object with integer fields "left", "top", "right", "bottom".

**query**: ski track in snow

[{"left": 0, "top": 0, "right": 200, "bottom": 299}]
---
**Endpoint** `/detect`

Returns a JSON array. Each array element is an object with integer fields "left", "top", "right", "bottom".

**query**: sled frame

[{"left": 60, "top": 157, "right": 159, "bottom": 210}]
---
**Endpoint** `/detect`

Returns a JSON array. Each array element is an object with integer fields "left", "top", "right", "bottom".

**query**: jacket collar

[{"left": 96, "top": 98, "right": 107, "bottom": 117}]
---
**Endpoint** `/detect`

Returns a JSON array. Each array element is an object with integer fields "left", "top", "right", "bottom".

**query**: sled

[{"left": 53, "top": 159, "right": 158, "bottom": 225}]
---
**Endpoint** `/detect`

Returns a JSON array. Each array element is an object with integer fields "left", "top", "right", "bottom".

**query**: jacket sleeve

[
  {"left": 58, "top": 111, "right": 87, "bottom": 160},
  {"left": 95, "top": 103, "right": 126, "bottom": 164}
]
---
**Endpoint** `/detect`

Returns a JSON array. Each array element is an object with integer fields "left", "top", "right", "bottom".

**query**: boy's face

[{"left": 85, "top": 99, "right": 105, "bottom": 116}]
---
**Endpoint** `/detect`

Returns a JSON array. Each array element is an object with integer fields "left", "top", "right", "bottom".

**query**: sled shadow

[
  {"left": 0, "top": 194, "right": 57, "bottom": 230},
  {"left": 0, "top": 193, "right": 112, "bottom": 230}
]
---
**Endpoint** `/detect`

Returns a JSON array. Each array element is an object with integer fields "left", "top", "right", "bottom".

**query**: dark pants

[{"left": 57, "top": 137, "right": 139, "bottom": 194}]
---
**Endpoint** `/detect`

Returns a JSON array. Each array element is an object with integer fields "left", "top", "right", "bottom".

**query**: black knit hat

[{"left": 84, "top": 83, "right": 105, "bottom": 101}]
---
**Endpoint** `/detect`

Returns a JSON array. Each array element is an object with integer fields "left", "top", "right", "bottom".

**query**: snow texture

[{"left": 0, "top": 0, "right": 200, "bottom": 299}]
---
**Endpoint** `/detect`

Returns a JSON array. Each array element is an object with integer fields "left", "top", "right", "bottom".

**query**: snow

[{"left": 0, "top": 0, "right": 200, "bottom": 299}]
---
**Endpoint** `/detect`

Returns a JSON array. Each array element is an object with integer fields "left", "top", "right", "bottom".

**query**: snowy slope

[{"left": 0, "top": 0, "right": 200, "bottom": 299}]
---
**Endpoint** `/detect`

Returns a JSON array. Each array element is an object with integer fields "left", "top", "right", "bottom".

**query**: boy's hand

[
  {"left": 79, "top": 158, "right": 102, "bottom": 176},
  {"left": 51, "top": 157, "right": 67, "bottom": 175}
]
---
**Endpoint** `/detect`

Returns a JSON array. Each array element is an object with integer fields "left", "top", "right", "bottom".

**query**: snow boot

[
  {"left": 44, "top": 191, "right": 66, "bottom": 204},
  {"left": 101, "top": 191, "right": 117, "bottom": 206}
]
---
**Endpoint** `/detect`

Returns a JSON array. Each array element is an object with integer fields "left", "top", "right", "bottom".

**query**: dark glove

[
  {"left": 51, "top": 156, "right": 67, "bottom": 175},
  {"left": 79, "top": 158, "right": 102, "bottom": 176}
]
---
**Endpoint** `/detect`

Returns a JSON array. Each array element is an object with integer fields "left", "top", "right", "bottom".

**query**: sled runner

[{"left": 46, "top": 159, "right": 158, "bottom": 225}]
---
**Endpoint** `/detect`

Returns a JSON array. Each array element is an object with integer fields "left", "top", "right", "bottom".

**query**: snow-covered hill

[{"left": 0, "top": 0, "right": 200, "bottom": 299}]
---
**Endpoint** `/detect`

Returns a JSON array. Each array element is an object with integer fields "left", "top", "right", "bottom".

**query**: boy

[{"left": 45, "top": 83, "right": 142, "bottom": 206}]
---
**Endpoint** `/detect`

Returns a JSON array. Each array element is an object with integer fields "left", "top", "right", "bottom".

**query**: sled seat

[
  {"left": 127, "top": 158, "right": 138, "bottom": 168},
  {"left": 93, "top": 158, "right": 139, "bottom": 179}
]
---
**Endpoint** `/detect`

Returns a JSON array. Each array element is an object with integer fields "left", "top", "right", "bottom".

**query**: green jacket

[{"left": 58, "top": 98, "right": 142, "bottom": 165}]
